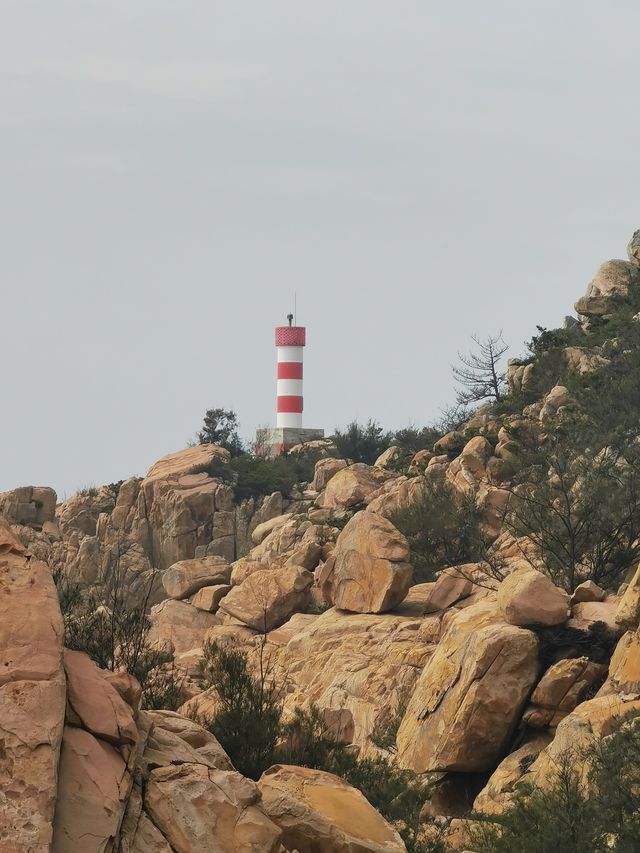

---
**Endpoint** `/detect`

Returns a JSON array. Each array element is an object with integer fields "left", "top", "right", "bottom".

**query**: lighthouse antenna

[{"left": 294, "top": 291, "right": 297, "bottom": 325}]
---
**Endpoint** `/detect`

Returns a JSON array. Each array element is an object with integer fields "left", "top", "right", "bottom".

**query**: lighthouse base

[{"left": 256, "top": 427, "right": 325, "bottom": 458}]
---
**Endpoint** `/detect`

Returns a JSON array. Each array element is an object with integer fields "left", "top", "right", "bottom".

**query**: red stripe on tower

[
  {"left": 277, "top": 362, "right": 304, "bottom": 380},
  {"left": 277, "top": 395, "right": 304, "bottom": 413}
]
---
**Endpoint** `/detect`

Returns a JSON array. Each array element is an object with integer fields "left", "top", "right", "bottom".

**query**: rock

[
  {"left": 571, "top": 579, "right": 606, "bottom": 604},
  {"left": 603, "top": 630, "right": 640, "bottom": 693},
  {"left": 145, "top": 443, "right": 230, "bottom": 481},
  {"left": 539, "top": 385, "right": 571, "bottom": 423},
  {"left": 311, "top": 457, "right": 349, "bottom": 491},
  {"left": 273, "top": 606, "right": 439, "bottom": 749},
  {"left": 145, "top": 763, "right": 282, "bottom": 853},
  {"left": 316, "top": 464, "right": 387, "bottom": 510},
  {"left": 523, "top": 657, "right": 607, "bottom": 728},
  {"left": 423, "top": 566, "right": 476, "bottom": 613},
  {"left": 0, "top": 518, "right": 65, "bottom": 851},
  {"left": 251, "top": 513, "right": 294, "bottom": 545},
  {"left": 190, "top": 583, "right": 231, "bottom": 612},
  {"left": 628, "top": 229, "right": 640, "bottom": 266},
  {"left": 473, "top": 734, "right": 552, "bottom": 814},
  {"left": 575, "top": 259, "right": 640, "bottom": 318},
  {"left": 498, "top": 568, "right": 570, "bottom": 626},
  {"left": 408, "top": 449, "right": 433, "bottom": 473},
  {"left": 128, "top": 812, "right": 173, "bottom": 852},
  {"left": 0, "top": 485, "right": 57, "bottom": 530},
  {"left": 397, "top": 603, "right": 538, "bottom": 772},
  {"left": 58, "top": 486, "right": 116, "bottom": 538},
  {"left": 322, "top": 511, "right": 412, "bottom": 613},
  {"left": 219, "top": 564, "right": 314, "bottom": 631},
  {"left": 103, "top": 670, "right": 143, "bottom": 712},
  {"left": 64, "top": 650, "right": 138, "bottom": 745},
  {"left": 257, "top": 764, "right": 406, "bottom": 853},
  {"left": 147, "top": 599, "right": 222, "bottom": 656},
  {"left": 616, "top": 564, "right": 640, "bottom": 628},
  {"left": 52, "top": 726, "right": 131, "bottom": 853},
  {"left": 162, "top": 556, "right": 231, "bottom": 599},
  {"left": 374, "top": 446, "right": 401, "bottom": 468},
  {"left": 568, "top": 598, "right": 619, "bottom": 631},
  {"left": 434, "top": 431, "right": 464, "bottom": 456},
  {"left": 230, "top": 558, "right": 269, "bottom": 585},
  {"left": 365, "top": 475, "right": 427, "bottom": 516},
  {"left": 142, "top": 710, "right": 232, "bottom": 772}
]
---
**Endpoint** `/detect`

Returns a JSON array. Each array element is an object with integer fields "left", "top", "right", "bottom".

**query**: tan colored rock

[
  {"left": 145, "top": 763, "right": 282, "bottom": 853},
  {"left": 568, "top": 598, "right": 619, "bottom": 631},
  {"left": 572, "top": 579, "right": 606, "bottom": 604},
  {"left": 539, "top": 384, "right": 570, "bottom": 423},
  {"left": 397, "top": 604, "right": 538, "bottom": 772},
  {"left": 616, "top": 563, "right": 640, "bottom": 628},
  {"left": 323, "top": 511, "right": 412, "bottom": 613},
  {"left": 423, "top": 566, "right": 476, "bottom": 613},
  {"left": 190, "top": 583, "right": 231, "bottom": 611},
  {"left": 58, "top": 485, "right": 116, "bottom": 538},
  {"left": 473, "top": 734, "right": 552, "bottom": 814},
  {"left": 498, "top": 568, "right": 570, "bottom": 626},
  {"left": 408, "top": 449, "right": 433, "bottom": 473},
  {"left": 575, "top": 259, "right": 639, "bottom": 317},
  {"left": 64, "top": 649, "right": 138, "bottom": 745},
  {"left": 148, "top": 599, "right": 222, "bottom": 656},
  {"left": 53, "top": 726, "right": 131, "bottom": 853},
  {"left": 145, "top": 443, "right": 230, "bottom": 481},
  {"left": 231, "top": 557, "right": 269, "bottom": 585},
  {"left": 162, "top": 555, "right": 231, "bottom": 599},
  {"left": 311, "top": 457, "right": 348, "bottom": 491},
  {"left": 273, "top": 607, "right": 439, "bottom": 750},
  {"left": 103, "top": 670, "right": 143, "bottom": 712},
  {"left": 0, "top": 518, "right": 65, "bottom": 851},
  {"left": 433, "top": 431, "right": 464, "bottom": 455},
  {"left": 258, "top": 764, "right": 406, "bottom": 853},
  {"left": 219, "top": 564, "right": 313, "bottom": 631},
  {"left": 602, "top": 630, "right": 640, "bottom": 694},
  {"left": 129, "top": 812, "right": 173, "bottom": 852},
  {"left": 251, "top": 513, "right": 294, "bottom": 545},
  {"left": 375, "top": 446, "right": 401, "bottom": 468},
  {"left": 628, "top": 229, "right": 640, "bottom": 266},
  {"left": 0, "top": 485, "right": 57, "bottom": 529},
  {"left": 523, "top": 657, "right": 606, "bottom": 728},
  {"left": 366, "top": 475, "right": 426, "bottom": 517},
  {"left": 143, "top": 710, "right": 232, "bottom": 771},
  {"left": 317, "top": 464, "right": 387, "bottom": 510}
]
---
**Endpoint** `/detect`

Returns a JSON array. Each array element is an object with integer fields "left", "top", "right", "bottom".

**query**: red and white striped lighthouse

[{"left": 275, "top": 321, "right": 306, "bottom": 428}]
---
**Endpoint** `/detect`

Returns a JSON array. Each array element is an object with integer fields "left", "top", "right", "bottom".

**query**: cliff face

[{"left": 2, "top": 230, "right": 640, "bottom": 851}]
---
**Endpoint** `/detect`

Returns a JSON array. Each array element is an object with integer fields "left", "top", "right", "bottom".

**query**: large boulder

[
  {"left": 0, "top": 518, "right": 66, "bottom": 851},
  {"left": 628, "top": 229, "right": 640, "bottom": 266},
  {"left": 52, "top": 726, "right": 132, "bottom": 853},
  {"left": 257, "top": 764, "right": 406, "bottom": 853},
  {"left": 523, "top": 657, "right": 607, "bottom": 728},
  {"left": 601, "top": 630, "right": 640, "bottom": 694},
  {"left": 497, "top": 568, "right": 570, "bottom": 626},
  {"left": 219, "top": 564, "right": 314, "bottom": 632},
  {"left": 145, "top": 443, "right": 230, "bottom": 481},
  {"left": 144, "top": 764, "right": 282, "bottom": 853},
  {"left": 615, "top": 563, "right": 640, "bottom": 629},
  {"left": 162, "top": 555, "right": 231, "bottom": 600},
  {"left": 311, "top": 458, "right": 349, "bottom": 492},
  {"left": 316, "top": 464, "right": 387, "bottom": 510},
  {"left": 575, "top": 259, "right": 640, "bottom": 318},
  {"left": 473, "top": 734, "right": 552, "bottom": 814},
  {"left": 396, "top": 603, "right": 538, "bottom": 772},
  {"left": 147, "top": 599, "right": 222, "bottom": 656},
  {"left": 0, "top": 485, "right": 57, "bottom": 530},
  {"left": 321, "top": 511, "right": 412, "bottom": 614}
]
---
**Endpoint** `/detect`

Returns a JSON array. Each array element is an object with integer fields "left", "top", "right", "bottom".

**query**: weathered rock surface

[
  {"left": 498, "top": 568, "right": 570, "bottom": 626},
  {"left": 523, "top": 656, "right": 606, "bottom": 728},
  {"left": 615, "top": 563, "right": 640, "bottom": 628},
  {"left": 162, "top": 555, "right": 231, "bottom": 599},
  {"left": 0, "top": 485, "right": 57, "bottom": 530},
  {"left": 219, "top": 564, "right": 314, "bottom": 631},
  {"left": 473, "top": 733, "right": 552, "bottom": 814},
  {"left": 571, "top": 579, "right": 606, "bottom": 603},
  {"left": 145, "top": 764, "right": 282, "bottom": 853},
  {"left": 316, "top": 464, "right": 387, "bottom": 510},
  {"left": 397, "top": 604, "right": 538, "bottom": 772},
  {"left": 0, "top": 518, "right": 66, "bottom": 851},
  {"left": 311, "top": 457, "right": 349, "bottom": 492},
  {"left": 258, "top": 764, "right": 406, "bottom": 853},
  {"left": 148, "top": 599, "right": 222, "bottom": 656},
  {"left": 575, "top": 259, "right": 640, "bottom": 317},
  {"left": 321, "top": 511, "right": 412, "bottom": 613},
  {"left": 190, "top": 583, "right": 231, "bottom": 612}
]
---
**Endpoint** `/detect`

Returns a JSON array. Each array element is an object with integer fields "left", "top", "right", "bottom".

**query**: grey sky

[{"left": 2, "top": 1, "right": 639, "bottom": 498}]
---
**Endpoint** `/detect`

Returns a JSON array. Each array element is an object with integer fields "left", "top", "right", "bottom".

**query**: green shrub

[
  {"left": 389, "top": 480, "right": 489, "bottom": 582},
  {"left": 229, "top": 452, "right": 319, "bottom": 500},
  {"left": 470, "top": 714, "right": 640, "bottom": 853},
  {"left": 332, "top": 419, "right": 394, "bottom": 464}
]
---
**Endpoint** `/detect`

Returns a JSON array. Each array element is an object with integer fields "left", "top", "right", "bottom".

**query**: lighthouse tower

[{"left": 258, "top": 314, "right": 325, "bottom": 456}]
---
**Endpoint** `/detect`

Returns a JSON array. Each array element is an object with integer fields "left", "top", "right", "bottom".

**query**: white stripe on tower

[{"left": 275, "top": 326, "right": 306, "bottom": 429}]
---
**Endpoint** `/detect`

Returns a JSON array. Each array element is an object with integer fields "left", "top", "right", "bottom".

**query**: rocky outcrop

[
  {"left": 615, "top": 563, "right": 640, "bottom": 629},
  {"left": 473, "top": 733, "right": 551, "bottom": 814},
  {"left": 396, "top": 603, "right": 538, "bottom": 772},
  {"left": 148, "top": 599, "right": 222, "bottom": 656},
  {"left": 316, "top": 464, "right": 388, "bottom": 510},
  {"left": 311, "top": 457, "right": 349, "bottom": 492},
  {"left": 575, "top": 259, "right": 640, "bottom": 318},
  {"left": 523, "top": 657, "right": 606, "bottom": 728},
  {"left": 497, "top": 568, "right": 570, "bottom": 626},
  {"left": 0, "top": 518, "right": 65, "bottom": 851},
  {"left": 219, "top": 564, "right": 313, "bottom": 632},
  {"left": 0, "top": 485, "right": 57, "bottom": 530},
  {"left": 320, "top": 511, "right": 412, "bottom": 613},
  {"left": 162, "top": 555, "right": 231, "bottom": 599},
  {"left": 257, "top": 764, "right": 406, "bottom": 853}
]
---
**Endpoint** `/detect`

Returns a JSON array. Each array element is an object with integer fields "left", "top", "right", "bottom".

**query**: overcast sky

[{"left": 1, "top": 1, "right": 639, "bottom": 498}]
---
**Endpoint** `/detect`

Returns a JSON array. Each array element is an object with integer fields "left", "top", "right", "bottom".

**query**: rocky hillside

[{"left": 2, "top": 230, "right": 640, "bottom": 851}]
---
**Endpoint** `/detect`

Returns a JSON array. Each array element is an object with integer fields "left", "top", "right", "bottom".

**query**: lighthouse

[{"left": 258, "top": 314, "right": 325, "bottom": 456}]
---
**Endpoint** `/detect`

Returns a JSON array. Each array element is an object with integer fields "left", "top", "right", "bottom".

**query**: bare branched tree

[{"left": 453, "top": 332, "right": 508, "bottom": 406}]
